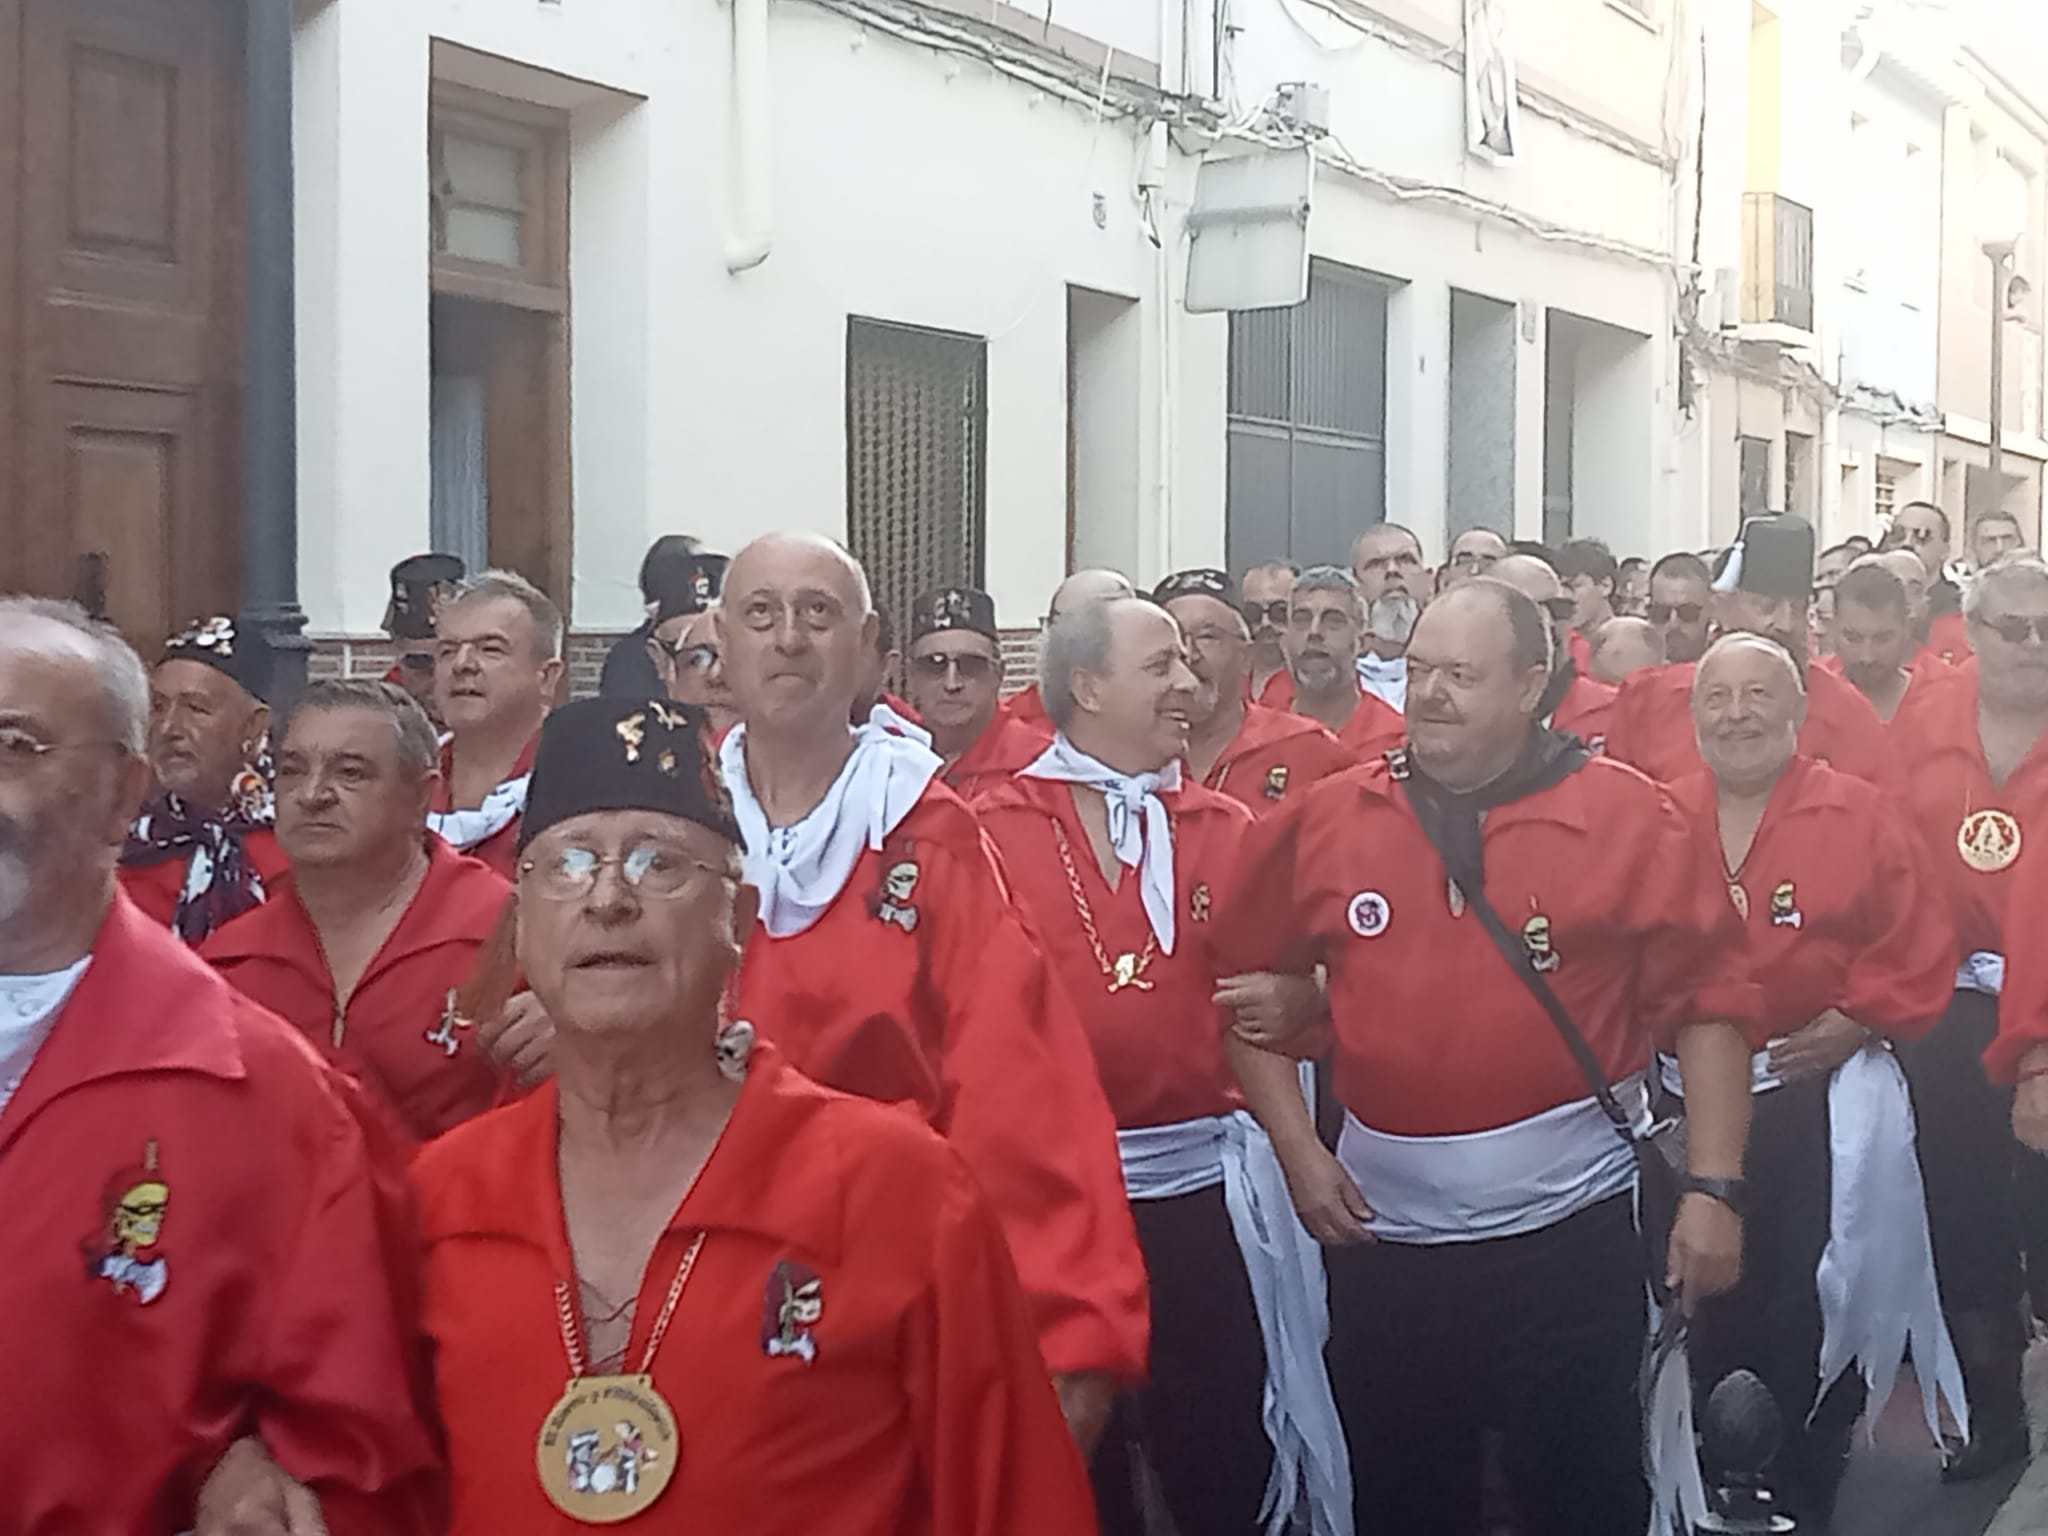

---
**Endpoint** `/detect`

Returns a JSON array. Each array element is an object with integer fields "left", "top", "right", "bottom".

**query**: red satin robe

[
  {"left": 1202, "top": 703, "right": 1356, "bottom": 820},
  {"left": 1670, "top": 759, "right": 1953, "bottom": 1042},
  {"left": 118, "top": 827, "right": 291, "bottom": 932},
  {"left": 414, "top": 1042, "right": 1100, "bottom": 1535},
  {"left": 976, "top": 776, "right": 1250, "bottom": 1128},
  {"left": 945, "top": 708, "right": 1053, "bottom": 804},
  {"left": 1551, "top": 673, "right": 1618, "bottom": 751},
  {"left": 735, "top": 782, "right": 1148, "bottom": 1382},
  {"left": 0, "top": 895, "right": 441, "bottom": 1533},
  {"left": 430, "top": 736, "right": 540, "bottom": 879},
  {"left": 202, "top": 838, "right": 513, "bottom": 1144},
  {"left": 1606, "top": 660, "right": 1896, "bottom": 791}
]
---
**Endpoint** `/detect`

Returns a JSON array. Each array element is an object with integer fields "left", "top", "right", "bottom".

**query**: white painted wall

[{"left": 1839, "top": 60, "right": 1945, "bottom": 409}]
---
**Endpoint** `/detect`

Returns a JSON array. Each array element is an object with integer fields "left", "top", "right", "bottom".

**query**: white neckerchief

[
  {"left": 1021, "top": 735, "right": 1180, "bottom": 955},
  {"left": 867, "top": 700, "right": 933, "bottom": 747},
  {"left": 427, "top": 772, "right": 531, "bottom": 852},
  {"left": 722, "top": 722, "right": 942, "bottom": 939},
  {"left": 1357, "top": 651, "right": 1408, "bottom": 711},
  {"left": 0, "top": 958, "right": 90, "bottom": 1116}
]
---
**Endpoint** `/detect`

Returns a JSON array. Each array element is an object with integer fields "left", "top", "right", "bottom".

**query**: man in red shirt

[
  {"left": 718, "top": 533, "right": 1147, "bottom": 1448},
  {"left": 1607, "top": 515, "right": 1894, "bottom": 789},
  {"left": 1555, "top": 538, "right": 1618, "bottom": 677},
  {"left": 1155, "top": 568, "right": 1354, "bottom": 818},
  {"left": 429, "top": 570, "right": 563, "bottom": 877},
  {"left": 0, "top": 598, "right": 440, "bottom": 1533},
  {"left": 119, "top": 615, "right": 289, "bottom": 944},
  {"left": 1886, "top": 500, "right": 1972, "bottom": 662},
  {"left": 978, "top": 596, "right": 1348, "bottom": 1536},
  {"left": 1647, "top": 551, "right": 1714, "bottom": 665},
  {"left": 203, "top": 680, "right": 514, "bottom": 1145},
  {"left": 1672, "top": 634, "right": 1958, "bottom": 1527},
  {"left": 1280, "top": 566, "right": 1404, "bottom": 760},
  {"left": 1008, "top": 568, "right": 1135, "bottom": 728},
  {"left": 1825, "top": 562, "right": 1946, "bottom": 723},
  {"left": 1893, "top": 551, "right": 2048, "bottom": 1477},
  {"left": 902, "top": 585, "right": 1049, "bottom": 802},
  {"left": 1217, "top": 580, "right": 1760, "bottom": 1536},
  {"left": 1590, "top": 616, "right": 1666, "bottom": 685},
  {"left": 1493, "top": 553, "right": 1619, "bottom": 749},
  {"left": 1241, "top": 561, "right": 1299, "bottom": 707}
]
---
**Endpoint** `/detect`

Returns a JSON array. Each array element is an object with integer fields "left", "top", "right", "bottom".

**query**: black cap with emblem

[
  {"left": 519, "top": 696, "right": 740, "bottom": 851},
  {"left": 908, "top": 586, "right": 1000, "bottom": 645},
  {"left": 160, "top": 615, "right": 273, "bottom": 704},
  {"left": 653, "top": 554, "right": 731, "bottom": 627},
  {"left": 383, "top": 552, "right": 468, "bottom": 642},
  {"left": 1152, "top": 568, "right": 1242, "bottom": 610}
]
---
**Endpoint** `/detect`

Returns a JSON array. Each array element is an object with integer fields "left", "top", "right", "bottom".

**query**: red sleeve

[
  {"left": 1210, "top": 798, "right": 1334, "bottom": 1059},
  {"left": 256, "top": 1070, "right": 445, "bottom": 1535},
  {"left": 1600, "top": 675, "right": 1653, "bottom": 775},
  {"left": 1989, "top": 857, "right": 2048, "bottom": 1083},
  {"left": 1627, "top": 781, "right": 1766, "bottom": 1049},
  {"left": 1838, "top": 802, "right": 1956, "bottom": 1041},
  {"left": 924, "top": 828, "right": 1149, "bottom": 1382},
  {"left": 907, "top": 1155, "right": 1103, "bottom": 1535}
]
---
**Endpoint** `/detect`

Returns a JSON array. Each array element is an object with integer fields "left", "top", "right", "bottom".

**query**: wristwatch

[{"left": 1680, "top": 1174, "right": 1747, "bottom": 1219}]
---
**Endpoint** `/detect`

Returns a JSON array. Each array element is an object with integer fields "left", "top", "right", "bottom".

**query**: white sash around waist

[
  {"left": 1335, "top": 1074, "right": 1648, "bottom": 1245},
  {"left": 1118, "top": 1098, "right": 1354, "bottom": 1536},
  {"left": 1659, "top": 1047, "right": 1784, "bottom": 1099},
  {"left": 1957, "top": 951, "right": 2005, "bottom": 996}
]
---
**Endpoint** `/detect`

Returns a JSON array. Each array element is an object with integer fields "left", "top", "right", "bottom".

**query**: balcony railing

[{"left": 1742, "top": 192, "right": 1815, "bottom": 333}]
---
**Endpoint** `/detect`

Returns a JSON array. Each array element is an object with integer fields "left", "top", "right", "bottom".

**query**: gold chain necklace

[{"left": 1050, "top": 817, "right": 1157, "bottom": 993}]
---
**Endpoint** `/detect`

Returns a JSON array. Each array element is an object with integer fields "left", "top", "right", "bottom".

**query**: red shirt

[
  {"left": 1007, "top": 683, "right": 1049, "bottom": 728},
  {"left": 1213, "top": 755, "right": 1763, "bottom": 1135},
  {"left": 414, "top": 1043, "right": 1099, "bottom": 1536},
  {"left": 1889, "top": 669, "right": 2048, "bottom": 958},
  {"left": 202, "top": 839, "right": 513, "bottom": 1145},
  {"left": 735, "top": 783, "right": 1147, "bottom": 1382},
  {"left": 430, "top": 735, "right": 540, "bottom": 879},
  {"left": 977, "top": 776, "right": 1250, "bottom": 1128},
  {"left": 0, "top": 896, "right": 441, "bottom": 1533},
  {"left": 1325, "top": 688, "right": 1405, "bottom": 761},
  {"left": 1201, "top": 703, "right": 1356, "bottom": 819},
  {"left": 945, "top": 709, "right": 1053, "bottom": 804},
  {"left": 118, "top": 827, "right": 291, "bottom": 932},
  {"left": 1551, "top": 673, "right": 1618, "bottom": 750},
  {"left": 1569, "top": 628, "right": 1596, "bottom": 677},
  {"left": 1930, "top": 610, "right": 1972, "bottom": 665},
  {"left": 1606, "top": 660, "right": 1896, "bottom": 791},
  {"left": 1670, "top": 759, "right": 1952, "bottom": 1042},
  {"left": 1247, "top": 668, "right": 1296, "bottom": 710}
]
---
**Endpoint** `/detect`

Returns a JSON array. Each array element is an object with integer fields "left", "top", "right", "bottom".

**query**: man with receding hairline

[
  {"left": 1591, "top": 616, "right": 1664, "bottom": 684},
  {"left": 1216, "top": 578, "right": 1762, "bottom": 1534},
  {"left": 717, "top": 533, "right": 1148, "bottom": 1451},
  {"left": 1491, "top": 553, "right": 1618, "bottom": 749}
]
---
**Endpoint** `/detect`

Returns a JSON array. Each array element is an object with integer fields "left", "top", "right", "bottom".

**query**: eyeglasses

[
  {"left": 1538, "top": 597, "right": 1577, "bottom": 622},
  {"left": 1648, "top": 602, "right": 1705, "bottom": 625},
  {"left": 398, "top": 652, "right": 434, "bottom": 675},
  {"left": 1976, "top": 613, "right": 2048, "bottom": 646},
  {"left": 519, "top": 842, "right": 728, "bottom": 901},
  {"left": 1449, "top": 552, "right": 1500, "bottom": 573},
  {"left": 652, "top": 638, "right": 719, "bottom": 672},
  {"left": 909, "top": 652, "right": 996, "bottom": 683},
  {"left": 1241, "top": 600, "right": 1290, "bottom": 628},
  {"left": 0, "top": 728, "right": 124, "bottom": 779}
]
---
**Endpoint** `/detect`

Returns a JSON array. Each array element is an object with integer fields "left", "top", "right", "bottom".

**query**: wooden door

[{"left": 0, "top": 0, "right": 244, "bottom": 645}]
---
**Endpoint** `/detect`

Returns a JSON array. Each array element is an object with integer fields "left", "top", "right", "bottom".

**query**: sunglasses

[
  {"left": 1648, "top": 602, "right": 1705, "bottom": 625},
  {"left": 1242, "top": 600, "right": 1290, "bottom": 628},
  {"left": 910, "top": 652, "right": 996, "bottom": 682},
  {"left": 1976, "top": 614, "right": 2048, "bottom": 646}
]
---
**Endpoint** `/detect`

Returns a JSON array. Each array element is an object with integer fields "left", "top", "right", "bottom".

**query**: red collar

[
  {"left": 951, "top": 712, "right": 1051, "bottom": 778},
  {"left": 1211, "top": 703, "right": 1329, "bottom": 774},
  {"left": 433, "top": 733, "right": 541, "bottom": 811}
]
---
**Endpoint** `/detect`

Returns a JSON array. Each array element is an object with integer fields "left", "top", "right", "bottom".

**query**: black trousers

[
  {"left": 1093, "top": 1184, "right": 1273, "bottom": 1536},
  {"left": 1689, "top": 1074, "right": 1865, "bottom": 1524},
  {"left": 1325, "top": 1193, "right": 1649, "bottom": 1536}
]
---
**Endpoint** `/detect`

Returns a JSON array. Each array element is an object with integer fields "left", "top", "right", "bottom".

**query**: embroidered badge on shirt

[
  {"left": 1191, "top": 883, "right": 1212, "bottom": 923},
  {"left": 87, "top": 1140, "right": 169, "bottom": 1305},
  {"left": 763, "top": 1260, "right": 824, "bottom": 1363},
  {"left": 1523, "top": 914, "right": 1560, "bottom": 973},
  {"left": 1348, "top": 891, "right": 1391, "bottom": 938},
  {"left": 872, "top": 860, "right": 921, "bottom": 933},
  {"left": 1769, "top": 881, "right": 1803, "bottom": 930},
  {"left": 425, "top": 988, "right": 469, "bottom": 1057},
  {"left": 1264, "top": 765, "right": 1290, "bottom": 801},
  {"left": 1958, "top": 809, "right": 2022, "bottom": 873}
]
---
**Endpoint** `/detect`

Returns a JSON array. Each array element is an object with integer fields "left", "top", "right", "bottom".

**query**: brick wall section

[{"left": 999, "top": 628, "right": 1038, "bottom": 698}]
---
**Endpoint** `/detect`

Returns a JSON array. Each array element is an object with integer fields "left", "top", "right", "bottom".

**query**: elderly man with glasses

[{"left": 902, "top": 586, "right": 1050, "bottom": 803}]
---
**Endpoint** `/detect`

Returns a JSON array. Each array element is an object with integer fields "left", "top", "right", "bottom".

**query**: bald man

[
  {"left": 1591, "top": 617, "right": 1665, "bottom": 686},
  {"left": 1491, "top": 553, "right": 1619, "bottom": 749},
  {"left": 716, "top": 534, "right": 1147, "bottom": 1449},
  {"left": 1351, "top": 525, "right": 1426, "bottom": 711},
  {"left": 1670, "top": 634, "right": 1956, "bottom": 1526},
  {"left": 1009, "top": 569, "right": 1138, "bottom": 728},
  {"left": 1440, "top": 528, "right": 1509, "bottom": 590}
]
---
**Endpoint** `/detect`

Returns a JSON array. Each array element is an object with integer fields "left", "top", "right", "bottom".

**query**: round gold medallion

[
  {"left": 1958, "top": 809, "right": 2023, "bottom": 873},
  {"left": 536, "top": 1374, "right": 679, "bottom": 1523}
]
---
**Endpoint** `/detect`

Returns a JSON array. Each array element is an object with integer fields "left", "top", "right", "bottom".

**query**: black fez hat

[
  {"left": 160, "top": 615, "right": 272, "bottom": 704},
  {"left": 385, "top": 553, "right": 467, "bottom": 642},
  {"left": 909, "top": 585, "right": 999, "bottom": 645},
  {"left": 1152, "top": 568, "right": 1243, "bottom": 610},
  {"left": 1713, "top": 515, "right": 1815, "bottom": 603},
  {"left": 519, "top": 697, "right": 740, "bottom": 851},
  {"left": 652, "top": 554, "right": 731, "bottom": 627}
]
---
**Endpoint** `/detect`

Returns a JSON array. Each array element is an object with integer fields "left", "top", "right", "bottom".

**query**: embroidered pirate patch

[
  {"left": 763, "top": 1260, "right": 824, "bottom": 1363},
  {"left": 1263, "top": 765, "right": 1290, "bottom": 801},
  {"left": 1522, "top": 914, "right": 1559, "bottom": 973},
  {"left": 1769, "top": 881, "right": 1802, "bottom": 930},
  {"left": 871, "top": 858, "right": 921, "bottom": 933},
  {"left": 86, "top": 1140, "right": 170, "bottom": 1304}
]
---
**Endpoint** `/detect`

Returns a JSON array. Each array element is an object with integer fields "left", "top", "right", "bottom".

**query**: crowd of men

[{"left": 6, "top": 497, "right": 2048, "bottom": 1535}]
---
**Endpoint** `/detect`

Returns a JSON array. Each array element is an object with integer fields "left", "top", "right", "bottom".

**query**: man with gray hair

[
  {"left": 429, "top": 569, "right": 565, "bottom": 877},
  {"left": 0, "top": 598, "right": 442, "bottom": 1530},
  {"left": 1008, "top": 568, "right": 1138, "bottom": 728},
  {"left": 1283, "top": 566, "right": 1403, "bottom": 758},
  {"left": 1351, "top": 524, "right": 1426, "bottom": 710},
  {"left": 202, "top": 680, "right": 515, "bottom": 1144}
]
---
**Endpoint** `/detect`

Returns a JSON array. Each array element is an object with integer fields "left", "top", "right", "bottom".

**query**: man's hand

[
  {"left": 1666, "top": 1192, "right": 1743, "bottom": 1314},
  {"left": 477, "top": 990, "right": 555, "bottom": 1087},
  {"left": 194, "top": 1438, "right": 327, "bottom": 1536},
  {"left": 1275, "top": 1142, "right": 1374, "bottom": 1247},
  {"left": 2015, "top": 1075, "right": 2048, "bottom": 1152},
  {"left": 1051, "top": 1371, "right": 1115, "bottom": 1459},
  {"left": 1215, "top": 972, "right": 1323, "bottom": 1050},
  {"left": 1767, "top": 1008, "right": 1867, "bottom": 1084}
]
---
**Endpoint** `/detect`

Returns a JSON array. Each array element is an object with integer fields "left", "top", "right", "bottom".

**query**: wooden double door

[{"left": 0, "top": 0, "right": 245, "bottom": 646}]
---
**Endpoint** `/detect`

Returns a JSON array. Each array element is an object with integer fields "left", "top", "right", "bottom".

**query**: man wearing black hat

[
  {"left": 902, "top": 586, "right": 1050, "bottom": 802},
  {"left": 1152, "top": 569, "right": 1352, "bottom": 820},
  {"left": 119, "top": 616, "right": 291, "bottom": 944},
  {"left": 600, "top": 536, "right": 723, "bottom": 699},
  {"left": 381, "top": 553, "right": 466, "bottom": 725},
  {"left": 1605, "top": 516, "right": 1893, "bottom": 792}
]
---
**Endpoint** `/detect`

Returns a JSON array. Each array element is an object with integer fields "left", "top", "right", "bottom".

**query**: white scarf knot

[{"left": 1022, "top": 735, "right": 1180, "bottom": 954}]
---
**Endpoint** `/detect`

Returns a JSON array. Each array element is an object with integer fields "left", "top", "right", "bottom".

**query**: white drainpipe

[{"left": 725, "top": 0, "right": 774, "bottom": 274}]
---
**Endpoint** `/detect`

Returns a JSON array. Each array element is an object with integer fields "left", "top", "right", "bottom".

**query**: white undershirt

[{"left": 0, "top": 959, "right": 90, "bottom": 1117}]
